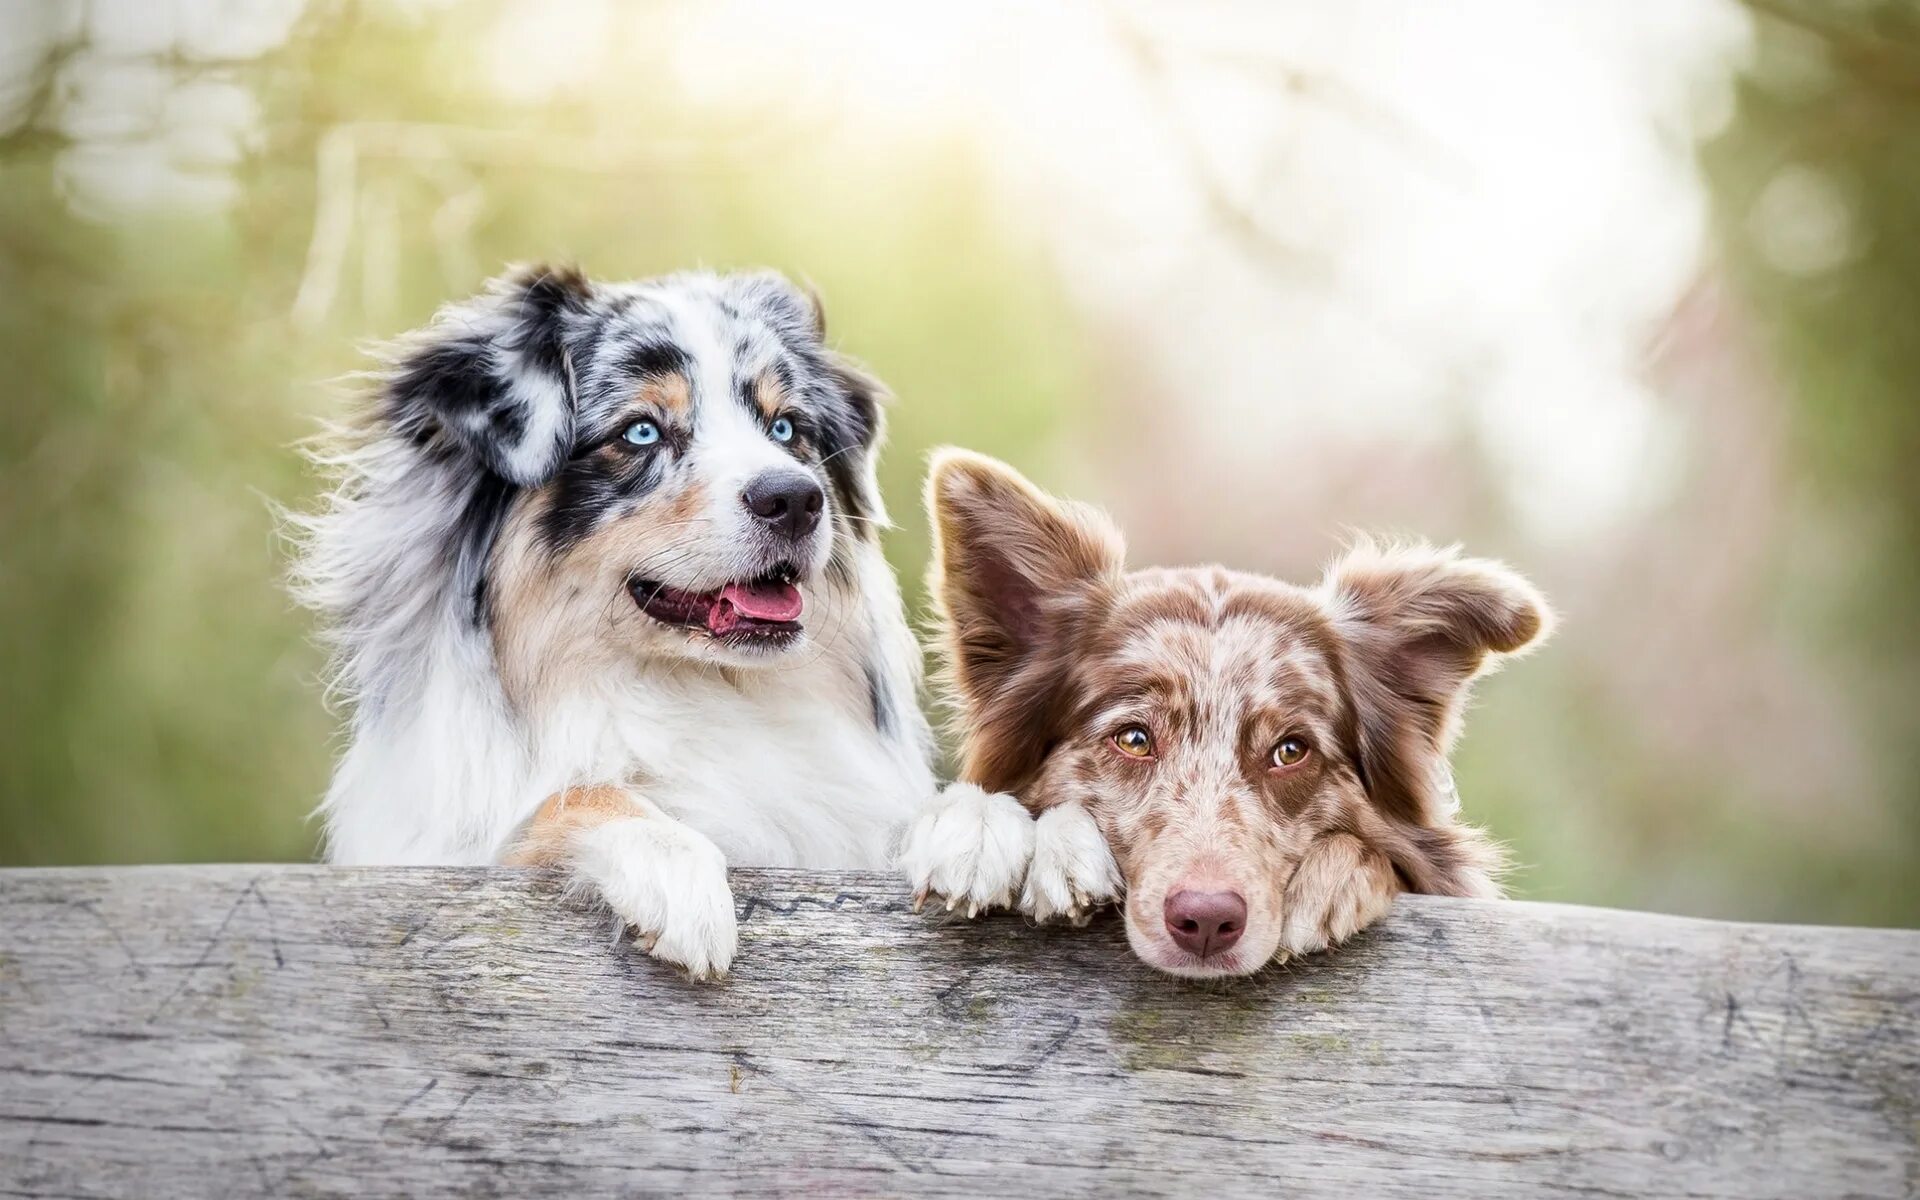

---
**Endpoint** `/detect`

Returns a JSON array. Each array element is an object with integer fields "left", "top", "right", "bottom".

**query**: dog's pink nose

[{"left": 1163, "top": 889, "right": 1247, "bottom": 958}]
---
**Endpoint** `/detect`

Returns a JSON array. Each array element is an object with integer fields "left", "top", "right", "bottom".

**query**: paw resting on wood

[
  {"left": 510, "top": 787, "right": 738, "bottom": 981},
  {"left": 1020, "top": 803, "right": 1122, "bottom": 925},
  {"left": 898, "top": 783, "right": 1034, "bottom": 918},
  {"left": 1279, "top": 833, "right": 1400, "bottom": 959},
  {"left": 572, "top": 820, "right": 739, "bottom": 981}
]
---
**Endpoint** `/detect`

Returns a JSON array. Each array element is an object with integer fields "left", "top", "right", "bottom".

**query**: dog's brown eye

[
  {"left": 1111, "top": 726, "right": 1155, "bottom": 759},
  {"left": 1271, "top": 737, "right": 1310, "bottom": 768}
]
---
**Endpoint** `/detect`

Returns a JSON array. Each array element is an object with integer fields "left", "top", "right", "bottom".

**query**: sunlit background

[{"left": 3, "top": 0, "right": 1916, "bottom": 927}]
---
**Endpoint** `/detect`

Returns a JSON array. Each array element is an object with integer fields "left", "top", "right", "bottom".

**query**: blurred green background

[{"left": 1, "top": 0, "right": 1914, "bottom": 927}]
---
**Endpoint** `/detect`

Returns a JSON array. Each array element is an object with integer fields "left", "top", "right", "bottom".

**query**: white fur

[
  {"left": 566, "top": 796, "right": 737, "bottom": 979},
  {"left": 662, "top": 365, "right": 834, "bottom": 591},
  {"left": 1020, "top": 802, "right": 1123, "bottom": 923},
  {"left": 319, "top": 559, "right": 932, "bottom": 872},
  {"left": 898, "top": 783, "right": 1034, "bottom": 916},
  {"left": 491, "top": 350, "right": 572, "bottom": 485},
  {"left": 297, "top": 269, "right": 938, "bottom": 979}
]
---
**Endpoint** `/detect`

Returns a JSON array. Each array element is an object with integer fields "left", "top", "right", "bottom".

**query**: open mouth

[{"left": 627, "top": 564, "right": 806, "bottom": 648}]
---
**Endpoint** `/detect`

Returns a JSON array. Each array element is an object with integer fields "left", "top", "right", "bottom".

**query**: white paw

[
  {"left": 1020, "top": 803, "right": 1122, "bottom": 924},
  {"left": 898, "top": 782, "right": 1034, "bottom": 917},
  {"left": 569, "top": 817, "right": 738, "bottom": 980}
]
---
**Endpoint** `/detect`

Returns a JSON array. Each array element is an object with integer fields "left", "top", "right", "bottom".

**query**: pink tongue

[{"left": 709, "top": 581, "right": 804, "bottom": 631}]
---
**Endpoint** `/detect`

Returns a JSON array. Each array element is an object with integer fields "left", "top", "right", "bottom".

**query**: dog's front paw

[
  {"left": 1020, "top": 803, "right": 1121, "bottom": 925},
  {"left": 571, "top": 818, "right": 738, "bottom": 980},
  {"left": 1280, "top": 833, "right": 1399, "bottom": 958},
  {"left": 899, "top": 782, "right": 1034, "bottom": 917},
  {"left": 628, "top": 854, "right": 738, "bottom": 981}
]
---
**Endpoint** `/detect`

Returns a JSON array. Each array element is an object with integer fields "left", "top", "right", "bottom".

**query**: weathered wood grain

[{"left": 0, "top": 866, "right": 1913, "bottom": 1198}]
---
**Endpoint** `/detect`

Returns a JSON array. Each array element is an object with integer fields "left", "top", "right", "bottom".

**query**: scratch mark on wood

[
  {"left": 147, "top": 882, "right": 258, "bottom": 1022},
  {"left": 380, "top": 1079, "right": 439, "bottom": 1136},
  {"left": 730, "top": 1052, "right": 926, "bottom": 1175},
  {"left": 736, "top": 891, "right": 905, "bottom": 924},
  {"left": 248, "top": 878, "right": 287, "bottom": 971},
  {"left": 427, "top": 1089, "right": 478, "bottom": 1148},
  {"left": 62, "top": 900, "right": 148, "bottom": 981}
]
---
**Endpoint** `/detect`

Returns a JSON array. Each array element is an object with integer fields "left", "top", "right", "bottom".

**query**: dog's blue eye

[
  {"left": 623, "top": 421, "right": 661, "bottom": 447},
  {"left": 769, "top": 417, "right": 795, "bottom": 444}
]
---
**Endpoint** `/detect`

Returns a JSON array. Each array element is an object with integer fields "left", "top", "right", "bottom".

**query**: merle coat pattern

[{"left": 294, "top": 265, "right": 936, "bottom": 978}]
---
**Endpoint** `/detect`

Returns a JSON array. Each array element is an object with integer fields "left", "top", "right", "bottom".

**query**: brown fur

[
  {"left": 486, "top": 475, "right": 741, "bottom": 710},
  {"left": 639, "top": 370, "right": 694, "bottom": 420},
  {"left": 751, "top": 371, "right": 789, "bottom": 421},
  {"left": 505, "top": 786, "right": 648, "bottom": 866},
  {"left": 926, "top": 450, "right": 1553, "bottom": 974}
]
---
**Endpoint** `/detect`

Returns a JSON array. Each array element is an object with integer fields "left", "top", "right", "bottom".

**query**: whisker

[{"left": 815, "top": 442, "right": 861, "bottom": 470}]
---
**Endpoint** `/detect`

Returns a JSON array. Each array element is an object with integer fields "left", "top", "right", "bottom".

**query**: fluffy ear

[
  {"left": 927, "top": 450, "right": 1125, "bottom": 794},
  {"left": 383, "top": 264, "right": 592, "bottom": 486},
  {"left": 1322, "top": 539, "right": 1552, "bottom": 885}
]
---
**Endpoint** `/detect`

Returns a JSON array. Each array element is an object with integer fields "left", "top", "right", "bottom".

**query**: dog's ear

[
  {"left": 384, "top": 264, "right": 592, "bottom": 487},
  {"left": 816, "top": 350, "right": 887, "bottom": 527},
  {"left": 1321, "top": 539, "right": 1552, "bottom": 893},
  {"left": 927, "top": 449, "right": 1125, "bottom": 793}
]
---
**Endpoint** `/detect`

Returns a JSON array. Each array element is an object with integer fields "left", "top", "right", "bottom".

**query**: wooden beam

[{"left": 1, "top": 866, "right": 1914, "bottom": 1197}]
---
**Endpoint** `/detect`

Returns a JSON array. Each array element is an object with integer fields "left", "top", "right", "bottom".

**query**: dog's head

[
  {"left": 379, "top": 265, "right": 886, "bottom": 691},
  {"left": 927, "top": 451, "right": 1552, "bottom": 978}
]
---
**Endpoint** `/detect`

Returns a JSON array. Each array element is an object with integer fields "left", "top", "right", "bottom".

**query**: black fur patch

[
  {"left": 387, "top": 336, "right": 501, "bottom": 437},
  {"left": 619, "top": 340, "right": 694, "bottom": 385},
  {"left": 489, "top": 400, "right": 528, "bottom": 445},
  {"left": 456, "top": 472, "right": 518, "bottom": 627},
  {"left": 537, "top": 447, "right": 669, "bottom": 555},
  {"left": 511, "top": 267, "right": 588, "bottom": 378},
  {"left": 388, "top": 264, "right": 590, "bottom": 486},
  {"left": 814, "top": 356, "right": 882, "bottom": 531}
]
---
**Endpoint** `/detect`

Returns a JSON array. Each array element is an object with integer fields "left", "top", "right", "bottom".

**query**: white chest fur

[{"left": 533, "top": 665, "right": 933, "bottom": 869}]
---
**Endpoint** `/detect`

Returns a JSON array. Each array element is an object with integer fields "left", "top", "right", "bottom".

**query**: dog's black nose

[{"left": 742, "top": 471, "right": 824, "bottom": 540}]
